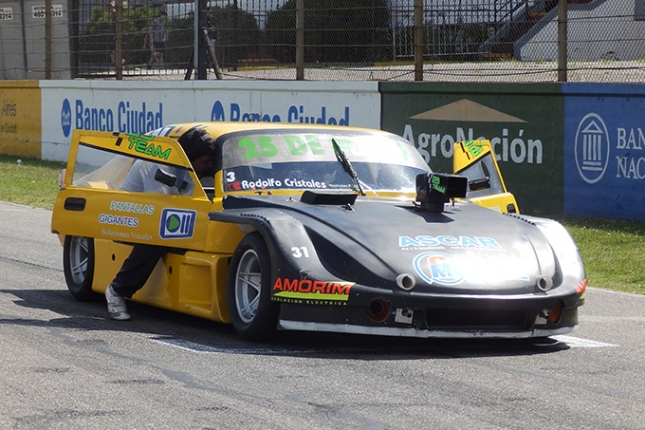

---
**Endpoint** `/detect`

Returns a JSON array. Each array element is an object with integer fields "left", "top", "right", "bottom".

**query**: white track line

[{"left": 552, "top": 335, "right": 618, "bottom": 348}]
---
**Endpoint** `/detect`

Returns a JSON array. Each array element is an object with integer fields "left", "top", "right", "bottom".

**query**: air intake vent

[{"left": 300, "top": 191, "right": 357, "bottom": 205}]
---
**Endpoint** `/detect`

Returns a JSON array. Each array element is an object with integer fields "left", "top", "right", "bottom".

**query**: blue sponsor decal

[
  {"left": 61, "top": 99, "right": 72, "bottom": 137},
  {"left": 413, "top": 252, "right": 464, "bottom": 286},
  {"left": 60, "top": 99, "right": 163, "bottom": 135},
  {"left": 159, "top": 208, "right": 196, "bottom": 239},
  {"left": 210, "top": 101, "right": 227, "bottom": 121},
  {"left": 399, "top": 235, "right": 500, "bottom": 248},
  {"left": 210, "top": 101, "right": 350, "bottom": 125}
]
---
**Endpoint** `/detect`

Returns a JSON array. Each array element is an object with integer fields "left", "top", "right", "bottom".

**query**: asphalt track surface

[{"left": 1, "top": 200, "right": 644, "bottom": 429}]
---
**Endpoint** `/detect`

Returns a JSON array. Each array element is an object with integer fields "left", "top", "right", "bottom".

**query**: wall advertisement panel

[
  {"left": 39, "top": 81, "right": 380, "bottom": 162},
  {"left": 0, "top": 81, "right": 41, "bottom": 157},
  {"left": 563, "top": 84, "right": 645, "bottom": 222},
  {"left": 380, "top": 83, "right": 564, "bottom": 214}
]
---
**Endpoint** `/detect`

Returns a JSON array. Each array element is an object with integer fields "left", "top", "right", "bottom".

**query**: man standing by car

[
  {"left": 205, "top": 8, "right": 218, "bottom": 67},
  {"left": 105, "top": 127, "right": 215, "bottom": 321},
  {"left": 106, "top": 2, "right": 126, "bottom": 66},
  {"left": 147, "top": 11, "right": 167, "bottom": 68}
]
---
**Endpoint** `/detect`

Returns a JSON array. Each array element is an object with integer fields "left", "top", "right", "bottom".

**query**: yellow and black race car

[{"left": 51, "top": 122, "right": 585, "bottom": 341}]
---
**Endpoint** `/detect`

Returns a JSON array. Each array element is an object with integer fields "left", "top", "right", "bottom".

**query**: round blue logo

[
  {"left": 211, "top": 101, "right": 225, "bottom": 121},
  {"left": 412, "top": 252, "right": 465, "bottom": 286},
  {"left": 61, "top": 99, "right": 72, "bottom": 137}
]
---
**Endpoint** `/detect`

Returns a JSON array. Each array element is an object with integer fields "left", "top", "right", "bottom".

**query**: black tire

[
  {"left": 63, "top": 236, "right": 100, "bottom": 301},
  {"left": 227, "top": 232, "right": 279, "bottom": 341}
]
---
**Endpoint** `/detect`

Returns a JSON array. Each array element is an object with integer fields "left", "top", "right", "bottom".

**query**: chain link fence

[{"left": 2, "top": 0, "right": 644, "bottom": 82}]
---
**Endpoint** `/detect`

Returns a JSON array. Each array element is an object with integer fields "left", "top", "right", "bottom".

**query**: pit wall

[
  {"left": 379, "top": 82, "right": 645, "bottom": 220},
  {"left": 38, "top": 81, "right": 381, "bottom": 162},
  {"left": 562, "top": 84, "right": 645, "bottom": 223},
  {"left": 0, "top": 81, "right": 42, "bottom": 158},
  {"left": 1, "top": 80, "right": 644, "bottom": 221}
]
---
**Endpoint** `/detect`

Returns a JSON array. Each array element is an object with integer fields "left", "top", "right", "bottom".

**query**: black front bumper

[{"left": 275, "top": 285, "right": 583, "bottom": 339}]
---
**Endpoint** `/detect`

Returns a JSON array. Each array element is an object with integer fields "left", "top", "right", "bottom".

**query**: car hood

[{"left": 220, "top": 194, "right": 558, "bottom": 295}]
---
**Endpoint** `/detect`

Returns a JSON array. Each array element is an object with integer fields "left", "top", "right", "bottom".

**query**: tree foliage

[
  {"left": 78, "top": 1, "right": 394, "bottom": 69},
  {"left": 209, "top": 5, "right": 261, "bottom": 67},
  {"left": 80, "top": 5, "right": 155, "bottom": 65},
  {"left": 264, "top": 0, "right": 392, "bottom": 65},
  {"left": 79, "top": 4, "right": 261, "bottom": 69}
]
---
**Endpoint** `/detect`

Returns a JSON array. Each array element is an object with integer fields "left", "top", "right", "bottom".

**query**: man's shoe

[{"left": 105, "top": 285, "right": 131, "bottom": 321}]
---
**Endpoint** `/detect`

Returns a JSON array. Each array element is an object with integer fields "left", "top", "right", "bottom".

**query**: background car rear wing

[
  {"left": 452, "top": 139, "right": 519, "bottom": 214},
  {"left": 72, "top": 129, "right": 190, "bottom": 165}
]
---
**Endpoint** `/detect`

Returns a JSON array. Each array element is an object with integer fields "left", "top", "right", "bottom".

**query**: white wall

[{"left": 40, "top": 80, "right": 381, "bottom": 162}]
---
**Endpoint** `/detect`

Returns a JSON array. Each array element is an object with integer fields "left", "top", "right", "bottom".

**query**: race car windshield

[{"left": 221, "top": 131, "right": 430, "bottom": 193}]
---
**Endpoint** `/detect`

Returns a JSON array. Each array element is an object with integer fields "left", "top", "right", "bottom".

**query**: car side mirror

[
  {"left": 468, "top": 177, "right": 491, "bottom": 192},
  {"left": 155, "top": 168, "right": 188, "bottom": 191}
]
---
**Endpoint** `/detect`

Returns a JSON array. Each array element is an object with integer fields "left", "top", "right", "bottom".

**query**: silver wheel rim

[
  {"left": 235, "top": 249, "right": 262, "bottom": 324},
  {"left": 69, "top": 237, "right": 89, "bottom": 285}
]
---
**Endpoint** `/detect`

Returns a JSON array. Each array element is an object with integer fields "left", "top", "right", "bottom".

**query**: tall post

[
  {"left": 20, "top": 0, "right": 28, "bottom": 76},
  {"left": 414, "top": 0, "right": 423, "bottom": 81},
  {"left": 557, "top": 0, "right": 567, "bottom": 82},
  {"left": 45, "top": 0, "right": 52, "bottom": 78},
  {"left": 115, "top": 0, "right": 123, "bottom": 80},
  {"left": 194, "top": 0, "right": 199, "bottom": 76},
  {"left": 233, "top": 0, "right": 238, "bottom": 71},
  {"left": 197, "top": 0, "right": 208, "bottom": 80},
  {"left": 296, "top": 0, "right": 304, "bottom": 80}
]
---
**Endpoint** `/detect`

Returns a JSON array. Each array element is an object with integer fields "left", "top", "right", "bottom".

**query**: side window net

[
  {"left": 71, "top": 144, "right": 199, "bottom": 197},
  {"left": 72, "top": 145, "right": 133, "bottom": 190}
]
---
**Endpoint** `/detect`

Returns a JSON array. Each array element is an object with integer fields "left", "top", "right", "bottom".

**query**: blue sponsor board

[
  {"left": 61, "top": 98, "right": 164, "bottom": 137},
  {"left": 210, "top": 101, "right": 350, "bottom": 125},
  {"left": 563, "top": 84, "right": 645, "bottom": 222}
]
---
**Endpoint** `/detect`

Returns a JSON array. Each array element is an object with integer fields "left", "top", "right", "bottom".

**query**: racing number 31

[{"left": 291, "top": 247, "right": 309, "bottom": 258}]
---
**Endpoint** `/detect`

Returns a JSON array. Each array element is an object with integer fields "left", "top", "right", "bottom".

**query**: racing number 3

[{"left": 239, "top": 137, "right": 278, "bottom": 159}]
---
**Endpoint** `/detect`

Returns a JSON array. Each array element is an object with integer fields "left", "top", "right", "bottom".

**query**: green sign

[{"left": 380, "top": 82, "right": 564, "bottom": 214}]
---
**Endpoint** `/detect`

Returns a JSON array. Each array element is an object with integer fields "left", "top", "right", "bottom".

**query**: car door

[
  {"left": 452, "top": 139, "right": 519, "bottom": 214},
  {"left": 51, "top": 130, "right": 212, "bottom": 250}
]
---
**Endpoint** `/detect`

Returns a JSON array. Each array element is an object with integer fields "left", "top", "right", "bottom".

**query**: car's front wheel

[
  {"left": 63, "top": 236, "right": 100, "bottom": 301},
  {"left": 227, "top": 232, "right": 279, "bottom": 341}
]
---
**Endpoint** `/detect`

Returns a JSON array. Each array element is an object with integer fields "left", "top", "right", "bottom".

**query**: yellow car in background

[
  {"left": 51, "top": 122, "right": 584, "bottom": 341},
  {"left": 452, "top": 139, "right": 519, "bottom": 214}
]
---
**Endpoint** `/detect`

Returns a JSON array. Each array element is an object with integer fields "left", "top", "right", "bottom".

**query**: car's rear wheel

[
  {"left": 227, "top": 233, "right": 279, "bottom": 341},
  {"left": 63, "top": 236, "right": 100, "bottom": 301}
]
